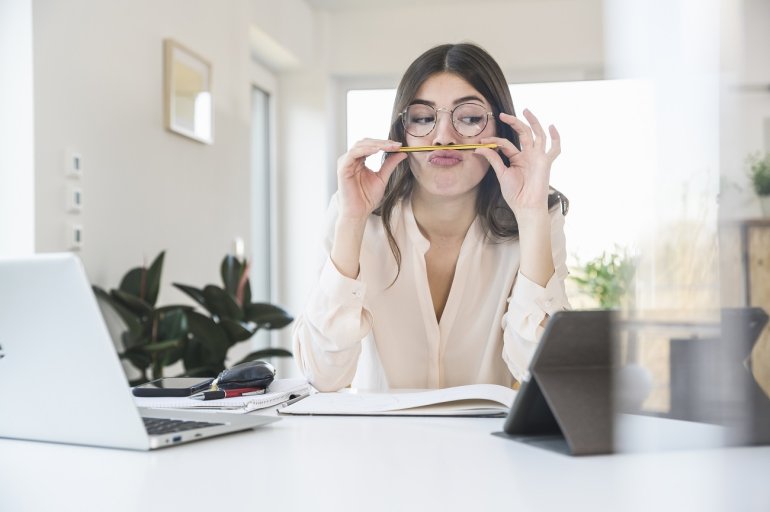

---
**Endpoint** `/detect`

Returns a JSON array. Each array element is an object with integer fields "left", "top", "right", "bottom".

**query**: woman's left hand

[{"left": 475, "top": 109, "right": 560, "bottom": 216}]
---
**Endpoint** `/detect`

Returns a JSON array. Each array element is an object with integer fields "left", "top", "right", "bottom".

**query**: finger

[
  {"left": 522, "top": 109, "right": 547, "bottom": 150},
  {"left": 378, "top": 152, "right": 408, "bottom": 183},
  {"left": 346, "top": 142, "right": 400, "bottom": 161},
  {"left": 499, "top": 112, "right": 534, "bottom": 149},
  {"left": 547, "top": 125, "right": 561, "bottom": 161},
  {"left": 349, "top": 138, "right": 402, "bottom": 155},
  {"left": 480, "top": 136, "right": 520, "bottom": 160},
  {"left": 354, "top": 138, "right": 402, "bottom": 148},
  {"left": 338, "top": 146, "right": 385, "bottom": 178},
  {"left": 475, "top": 147, "right": 509, "bottom": 179}
]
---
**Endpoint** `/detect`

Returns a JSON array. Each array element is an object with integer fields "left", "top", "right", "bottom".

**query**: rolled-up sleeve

[
  {"left": 292, "top": 196, "right": 374, "bottom": 391},
  {"left": 501, "top": 207, "right": 570, "bottom": 382}
]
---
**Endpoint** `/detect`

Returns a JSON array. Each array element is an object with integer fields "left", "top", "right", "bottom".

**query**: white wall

[
  {"left": 720, "top": 0, "right": 770, "bottom": 219},
  {"left": 0, "top": 0, "right": 35, "bottom": 257},
  {"left": 326, "top": 0, "right": 604, "bottom": 80},
  {"left": 33, "top": 0, "right": 253, "bottom": 307}
]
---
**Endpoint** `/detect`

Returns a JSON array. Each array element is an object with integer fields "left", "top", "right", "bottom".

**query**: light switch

[
  {"left": 64, "top": 149, "right": 83, "bottom": 178},
  {"left": 66, "top": 185, "right": 83, "bottom": 213}
]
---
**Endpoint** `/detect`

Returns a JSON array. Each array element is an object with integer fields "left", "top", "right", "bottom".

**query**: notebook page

[{"left": 280, "top": 383, "right": 516, "bottom": 416}]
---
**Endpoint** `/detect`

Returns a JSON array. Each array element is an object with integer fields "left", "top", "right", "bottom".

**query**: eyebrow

[{"left": 411, "top": 95, "right": 487, "bottom": 107}]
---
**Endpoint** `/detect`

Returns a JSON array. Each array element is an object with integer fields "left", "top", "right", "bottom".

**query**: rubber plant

[
  {"left": 93, "top": 251, "right": 190, "bottom": 386},
  {"left": 172, "top": 254, "right": 294, "bottom": 377}
]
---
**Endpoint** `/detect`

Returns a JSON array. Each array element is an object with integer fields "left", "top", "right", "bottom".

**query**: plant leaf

[
  {"left": 162, "top": 340, "right": 186, "bottom": 367},
  {"left": 220, "top": 254, "right": 242, "bottom": 296},
  {"left": 243, "top": 302, "right": 287, "bottom": 320},
  {"left": 111, "top": 289, "right": 153, "bottom": 318},
  {"left": 203, "top": 285, "right": 243, "bottom": 321},
  {"left": 172, "top": 283, "right": 209, "bottom": 311},
  {"left": 242, "top": 280, "right": 252, "bottom": 306},
  {"left": 121, "top": 328, "right": 150, "bottom": 351},
  {"left": 119, "top": 267, "right": 146, "bottom": 300},
  {"left": 234, "top": 348, "right": 293, "bottom": 365},
  {"left": 121, "top": 347, "right": 152, "bottom": 372},
  {"left": 220, "top": 318, "right": 255, "bottom": 342},
  {"left": 155, "top": 307, "right": 188, "bottom": 342},
  {"left": 145, "top": 251, "right": 165, "bottom": 307},
  {"left": 185, "top": 310, "right": 230, "bottom": 346},
  {"left": 183, "top": 339, "right": 227, "bottom": 375},
  {"left": 244, "top": 302, "right": 293, "bottom": 330},
  {"left": 183, "top": 310, "right": 230, "bottom": 369},
  {"left": 143, "top": 339, "right": 182, "bottom": 352},
  {"left": 93, "top": 285, "right": 143, "bottom": 333},
  {"left": 178, "top": 366, "right": 221, "bottom": 378}
]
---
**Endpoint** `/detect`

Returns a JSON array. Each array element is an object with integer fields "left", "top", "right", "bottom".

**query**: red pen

[{"left": 190, "top": 387, "right": 265, "bottom": 401}]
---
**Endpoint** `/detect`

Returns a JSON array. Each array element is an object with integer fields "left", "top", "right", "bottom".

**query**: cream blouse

[{"left": 292, "top": 194, "right": 570, "bottom": 392}]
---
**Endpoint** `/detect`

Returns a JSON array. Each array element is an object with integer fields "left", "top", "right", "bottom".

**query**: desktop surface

[{"left": 1, "top": 412, "right": 769, "bottom": 512}]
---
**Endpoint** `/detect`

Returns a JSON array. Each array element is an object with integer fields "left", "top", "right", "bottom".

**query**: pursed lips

[{"left": 427, "top": 149, "right": 463, "bottom": 167}]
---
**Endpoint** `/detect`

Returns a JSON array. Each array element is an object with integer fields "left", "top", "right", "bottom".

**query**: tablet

[{"left": 498, "top": 310, "right": 614, "bottom": 456}]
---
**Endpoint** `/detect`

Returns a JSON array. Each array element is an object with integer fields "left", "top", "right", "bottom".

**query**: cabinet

[{"left": 721, "top": 219, "right": 770, "bottom": 398}]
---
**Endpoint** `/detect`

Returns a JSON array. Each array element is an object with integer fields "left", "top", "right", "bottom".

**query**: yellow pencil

[{"left": 394, "top": 143, "right": 498, "bottom": 153}]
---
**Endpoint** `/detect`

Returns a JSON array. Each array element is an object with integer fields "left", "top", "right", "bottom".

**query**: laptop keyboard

[{"left": 142, "top": 417, "right": 224, "bottom": 435}]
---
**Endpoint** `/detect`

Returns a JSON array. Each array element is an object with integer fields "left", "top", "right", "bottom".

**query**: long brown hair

[{"left": 373, "top": 43, "right": 566, "bottom": 277}]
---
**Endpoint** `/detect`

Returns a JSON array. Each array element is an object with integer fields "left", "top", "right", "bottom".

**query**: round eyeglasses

[{"left": 399, "top": 102, "right": 495, "bottom": 138}]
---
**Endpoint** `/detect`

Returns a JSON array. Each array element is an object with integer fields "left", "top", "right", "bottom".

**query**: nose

[{"left": 431, "top": 110, "right": 458, "bottom": 146}]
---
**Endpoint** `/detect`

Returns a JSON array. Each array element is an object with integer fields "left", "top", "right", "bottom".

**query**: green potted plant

[
  {"left": 93, "top": 252, "right": 190, "bottom": 385},
  {"left": 571, "top": 248, "right": 636, "bottom": 310},
  {"left": 172, "top": 254, "right": 294, "bottom": 377},
  {"left": 748, "top": 152, "right": 770, "bottom": 216},
  {"left": 94, "top": 252, "right": 294, "bottom": 384}
]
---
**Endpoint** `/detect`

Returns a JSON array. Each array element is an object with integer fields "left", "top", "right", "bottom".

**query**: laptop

[{"left": 0, "top": 253, "right": 279, "bottom": 450}]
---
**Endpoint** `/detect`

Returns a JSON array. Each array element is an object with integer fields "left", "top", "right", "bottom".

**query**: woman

[{"left": 292, "top": 43, "right": 570, "bottom": 392}]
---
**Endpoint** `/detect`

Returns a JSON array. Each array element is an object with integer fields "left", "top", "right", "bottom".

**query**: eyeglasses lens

[{"left": 402, "top": 103, "right": 489, "bottom": 137}]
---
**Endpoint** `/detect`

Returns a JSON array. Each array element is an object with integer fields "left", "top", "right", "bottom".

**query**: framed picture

[{"left": 163, "top": 39, "right": 213, "bottom": 144}]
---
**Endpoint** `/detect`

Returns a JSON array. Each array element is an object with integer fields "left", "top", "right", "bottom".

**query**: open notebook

[{"left": 279, "top": 383, "right": 516, "bottom": 417}]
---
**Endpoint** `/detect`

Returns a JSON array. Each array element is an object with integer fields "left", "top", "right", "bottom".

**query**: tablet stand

[{"left": 499, "top": 310, "right": 614, "bottom": 456}]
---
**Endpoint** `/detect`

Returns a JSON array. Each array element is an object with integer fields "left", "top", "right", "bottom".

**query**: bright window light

[{"left": 346, "top": 80, "right": 656, "bottom": 267}]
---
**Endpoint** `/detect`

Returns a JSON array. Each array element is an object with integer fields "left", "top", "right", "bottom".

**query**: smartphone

[{"left": 131, "top": 377, "right": 214, "bottom": 397}]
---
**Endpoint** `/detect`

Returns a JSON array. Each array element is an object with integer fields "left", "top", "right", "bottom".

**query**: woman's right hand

[{"left": 336, "top": 139, "right": 407, "bottom": 221}]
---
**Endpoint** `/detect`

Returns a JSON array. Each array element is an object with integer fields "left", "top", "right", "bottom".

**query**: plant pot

[{"left": 760, "top": 196, "right": 770, "bottom": 217}]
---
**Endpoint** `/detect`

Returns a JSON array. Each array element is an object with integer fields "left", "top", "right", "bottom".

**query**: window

[
  {"left": 250, "top": 86, "right": 272, "bottom": 347},
  {"left": 345, "top": 80, "right": 657, "bottom": 269}
]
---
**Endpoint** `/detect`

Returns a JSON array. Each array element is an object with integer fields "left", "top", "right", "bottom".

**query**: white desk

[{"left": 1, "top": 412, "right": 769, "bottom": 512}]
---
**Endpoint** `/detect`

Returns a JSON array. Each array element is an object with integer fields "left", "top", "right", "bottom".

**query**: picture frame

[{"left": 163, "top": 39, "right": 213, "bottom": 144}]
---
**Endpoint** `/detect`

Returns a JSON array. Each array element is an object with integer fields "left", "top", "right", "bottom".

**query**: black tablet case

[{"left": 498, "top": 310, "right": 614, "bottom": 456}]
